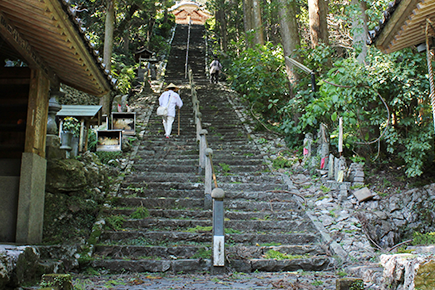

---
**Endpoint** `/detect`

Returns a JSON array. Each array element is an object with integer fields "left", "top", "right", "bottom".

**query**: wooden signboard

[
  {"left": 96, "top": 130, "right": 122, "bottom": 151},
  {"left": 112, "top": 112, "right": 136, "bottom": 135}
]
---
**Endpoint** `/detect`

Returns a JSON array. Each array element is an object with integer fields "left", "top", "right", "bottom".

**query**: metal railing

[{"left": 188, "top": 68, "right": 225, "bottom": 271}]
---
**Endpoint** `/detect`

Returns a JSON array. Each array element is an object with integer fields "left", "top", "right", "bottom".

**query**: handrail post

[
  {"left": 199, "top": 129, "right": 208, "bottom": 174},
  {"left": 211, "top": 187, "right": 225, "bottom": 273},
  {"left": 204, "top": 148, "right": 213, "bottom": 209},
  {"left": 185, "top": 18, "right": 191, "bottom": 79},
  {"left": 196, "top": 112, "right": 202, "bottom": 141}
]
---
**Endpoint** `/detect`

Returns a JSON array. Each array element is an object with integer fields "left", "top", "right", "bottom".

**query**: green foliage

[
  {"left": 225, "top": 228, "right": 242, "bottom": 234},
  {"left": 337, "top": 270, "right": 348, "bottom": 277},
  {"left": 87, "top": 129, "right": 98, "bottom": 152},
  {"left": 130, "top": 207, "right": 149, "bottom": 219},
  {"left": 43, "top": 195, "right": 100, "bottom": 244},
  {"left": 219, "top": 163, "right": 231, "bottom": 172},
  {"left": 412, "top": 232, "right": 435, "bottom": 246},
  {"left": 105, "top": 215, "right": 125, "bottom": 230},
  {"left": 258, "top": 242, "right": 282, "bottom": 246},
  {"left": 311, "top": 280, "right": 324, "bottom": 286},
  {"left": 62, "top": 117, "right": 81, "bottom": 137},
  {"left": 349, "top": 280, "right": 365, "bottom": 290},
  {"left": 287, "top": 48, "right": 432, "bottom": 177},
  {"left": 95, "top": 151, "right": 122, "bottom": 166},
  {"left": 186, "top": 226, "right": 212, "bottom": 233},
  {"left": 191, "top": 248, "right": 212, "bottom": 259},
  {"left": 111, "top": 58, "right": 136, "bottom": 94},
  {"left": 320, "top": 185, "right": 331, "bottom": 193},
  {"left": 272, "top": 156, "right": 293, "bottom": 169},
  {"left": 264, "top": 249, "right": 308, "bottom": 260},
  {"left": 227, "top": 42, "right": 289, "bottom": 119},
  {"left": 67, "top": 0, "right": 176, "bottom": 96}
]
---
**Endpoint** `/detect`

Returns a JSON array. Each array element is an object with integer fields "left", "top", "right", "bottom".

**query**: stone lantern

[{"left": 47, "top": 91, "right": 63, "bottom": 135}]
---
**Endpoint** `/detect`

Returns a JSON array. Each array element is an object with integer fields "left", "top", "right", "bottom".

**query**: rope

[{"left": 426, "top": 20, "right": 435, "bottom": 135}]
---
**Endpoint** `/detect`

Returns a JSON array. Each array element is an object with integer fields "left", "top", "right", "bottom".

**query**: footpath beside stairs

[{"left": 90, "top": 24, "right": 337, "bottom": 274}]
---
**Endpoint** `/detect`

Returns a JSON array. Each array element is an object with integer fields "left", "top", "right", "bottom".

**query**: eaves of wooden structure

[
  {"left": 0, "top": 0, "right": 114, "bottom": 245},
  {"left": 367, "top": 0, "right": 435, "bottom": 53},
  {"left": 169, "top": 1, "right": 212, "bottom": 25},
  {"left": 0, "top": 0, "right": 113, "bottom": 96}
]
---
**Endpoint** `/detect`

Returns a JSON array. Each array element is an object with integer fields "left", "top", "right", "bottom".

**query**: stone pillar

[
  {"left": 16, "top": 153, "right": 47, "bottom": 243},
  {"left": 46, "top": 91, "right": 64, "bottom": 160},
  {"left": 46, "top": 92, "right": 62, "bottom": 135},
  {"left": 328, "top": 154, "right": 334, "bottom": 179},
  {"left": 303, "top": 133, "right": 313, "bottom": 163},
  {"left": 318, "top": 124, "right": 329, "bottom": 169}
]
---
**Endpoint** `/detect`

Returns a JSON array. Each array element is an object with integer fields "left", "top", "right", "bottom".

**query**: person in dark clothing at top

[{"left": 209, "top": 56, "right": 223, "bottom": 84}]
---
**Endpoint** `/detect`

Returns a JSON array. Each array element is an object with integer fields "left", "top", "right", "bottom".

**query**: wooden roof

[
  {"left": 57, "top": 105, "right": 102, "bottom": 118},
  {"left": 368, "top": 0, "right": 435, "bottom": 53},
  {"left": 0, "top": 0, "right": 113, "bottom": 96},
  {"left": 170, "top": 2, "right": 212, "bottom": 25}
]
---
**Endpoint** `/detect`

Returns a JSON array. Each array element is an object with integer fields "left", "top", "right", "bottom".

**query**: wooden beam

[
  {"left": 375, "top": 0, "right": 421, "bottom": 51},
  {"left": 0, "top": 12, "right": 57, "bottom": 84},
  {"left": 24, "top": 69, "right": 50, "bottom": 157},
  {"left": 44, "top": 0, "right": 111, "bottom": 95},
  {"left": 1, "top": 8, "right": 69, "bottom": 40}
]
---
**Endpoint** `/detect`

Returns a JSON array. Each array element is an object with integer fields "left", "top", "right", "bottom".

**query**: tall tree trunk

[
  {"left": 351, "top": 0, "right": 368, "bottom": 63},
  {"left": 123, "top": 27, "right": 130, "bottom": 53},
  {"left": 162, "top": 0, "right": 168, "bottom": 24},
  {"left": 277, "top": 0, "right": 301, "bottom": 89},
  {"left": 308, "top": 0, "right": 329, "bottom": 47},
  {"left": 101, "top": 0, "right": 115, "bottom": 116},
  {"left": 147, "top": 18, "right": 156, "bottom": 45},
  {"left": 252, "top": 0, "right": 264, "bottom": 45},
  {"left": 243, "top": 0, "right": 254, "bottom": 48},
  {"left": 216, "top": 0, "right": 228, "bottom": 52}
]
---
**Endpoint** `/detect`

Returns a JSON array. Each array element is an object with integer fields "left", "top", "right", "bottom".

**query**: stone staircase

[{"left": 89, "top": 24, "right": 335, "bottom": 274}]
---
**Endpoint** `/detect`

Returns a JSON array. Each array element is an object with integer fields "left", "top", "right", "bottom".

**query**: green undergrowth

[
  {"left": 264, "top": 249, "right": 310, "bottom": 260},
  {"left": 412, "top": 232, "right": 435, "bottom": 246},
  {"left": 130, "top": 207, "right": 149, "bottom": 219},
  {"left": 105, "top": 215, "right": 126, "bottom": 230}
]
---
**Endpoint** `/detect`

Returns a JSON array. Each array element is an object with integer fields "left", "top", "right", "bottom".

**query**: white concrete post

[
  {"left": 212, "top": 187, "right": 225, "bottom": 272},
  {"left": 199, "top": 129, "right": 208, "bottom": 173},
  {"left": 196, "top": 112, "right": 202, "bottom": 141}
]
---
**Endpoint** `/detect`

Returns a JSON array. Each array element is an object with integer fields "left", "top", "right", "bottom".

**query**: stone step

[
  {"left": 99, "top": 231, "right": 319, "bottom": 245},
  {"left": 106, "top": 209, "right": 308, "bottom": 221},
  {"left": 133, "top": 164, "right": 268, "bottom": 173},
  {"left": 124, "top": 172, "right": 280, "bottom": 183},
  {"left": 87, "top": 22, "right": 334, "bottom": 276},
  {"left": 120, "top": 218, "right": 313, "bottom": 233},
  {"left": 117, "top": 188, "right": 299, "bottom": 202},
  {"left": 114, "top": 197, "right": 300, "bottom": 211},
  {"left": 119, "top": 182, "right": 288, "bottom": 195},
  {"left": 132, "top": 158, "right": 266, "bottom": 167},
  {"left": 136, "top": 141, "right": 259, "bottom": 150},
  {"left": 94, "top": 244, "right": 326, "bottom": 260},
  {"left": 88, "top": 256, "right": 333, "bottom": 274}
]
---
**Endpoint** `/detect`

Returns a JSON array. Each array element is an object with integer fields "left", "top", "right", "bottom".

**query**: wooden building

[
  {"left": 170, "top": 1, "right": 212, "bottom": 25},
  {"left": 368, "top": 0, "right": 435, "bottom": 53},
  {"left": 0, "top": 0, "right": 113, "bottom": 244},
  {"left": 368, "top": 0, "right": 435, "bottom": 135}
]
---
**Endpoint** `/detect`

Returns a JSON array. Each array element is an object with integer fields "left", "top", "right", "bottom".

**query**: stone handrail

[{"left": 188, "top": 67, "right": 225, "bottom": 271}]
